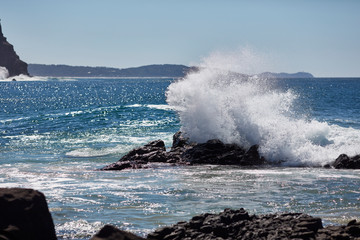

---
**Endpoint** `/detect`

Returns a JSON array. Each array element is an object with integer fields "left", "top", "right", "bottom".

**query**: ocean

[{"left": 0, "top": 74, "right": 360, "bottom": 239}]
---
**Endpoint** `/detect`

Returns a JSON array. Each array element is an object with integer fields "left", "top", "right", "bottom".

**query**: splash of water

[
  {"left": 0, "top": 67, "right": 48, "bottom": 81},
  {"left": 166, "top": 49, "right": 360, "bottom": 166},
  {"left": 0, "top": 66, "right": 9, "bottom": 79}
]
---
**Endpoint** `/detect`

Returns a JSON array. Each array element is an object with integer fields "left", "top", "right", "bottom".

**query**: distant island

[
  {"left": 28, "top": 63, "right": 313, "bottom": 78},
  {"left": 256, "top": 72, "right": 314, "bottom": 79}
]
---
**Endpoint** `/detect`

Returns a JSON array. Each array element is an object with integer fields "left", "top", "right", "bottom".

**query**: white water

[
  {"left": 166, "top": 50, "right": 360, "bottom": 166},
  {"left": 0, "top": 66, "right": 9, "bottom": 79},
  {"left": 0, "top": 67, "right": 48, "bottom": 81}
]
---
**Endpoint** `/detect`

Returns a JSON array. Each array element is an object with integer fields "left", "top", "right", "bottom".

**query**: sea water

[{"left": 0, "top": 75, "right": 360, "bottom": 239}]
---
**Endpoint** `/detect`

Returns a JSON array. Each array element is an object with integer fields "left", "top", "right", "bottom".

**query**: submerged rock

[
  {"left": 0, "top": 188, "right": 57, "bottom": 240},
  {"left": 101, "top": 132, "right": 266, "bottom": 171},
  {"left": 333, "top": 154, "right": 360, "bottom": 169}
]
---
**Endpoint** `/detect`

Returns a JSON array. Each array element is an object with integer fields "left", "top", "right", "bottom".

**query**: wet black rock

[
  {"left": 91, "top": 208, "right": 359, "bottom": 240},
  {"left": 182, "top": 140, "right": 264, "bottom": 165},
  {"left": 100, "top": 132, "right": 266, "bottom": 171},
  {"left": 100, "top": 140, "right": 167, "bottom": 170},
  {"left": 333, "top": 154, "right": 360, "bottom": 169},
  {"left": 171, "top": 131, "right": 191, "bottom": 149},
  {"left": 90, "top": 225, "right": 146, "bottom": 240},
  {"left": 147, "top": 209, "right": 324, "bottom": 240},
  {"left": 0, "top": 188, "right": 57, "bottom": 240}
]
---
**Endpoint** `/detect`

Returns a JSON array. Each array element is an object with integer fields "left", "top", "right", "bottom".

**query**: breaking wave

[{"left": 166, "top": 49, "right": 360, "bottom": 166}]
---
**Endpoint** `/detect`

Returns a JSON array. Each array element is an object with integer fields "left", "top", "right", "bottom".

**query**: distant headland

[
  {"left": 0, "top": 20, "right": 29, "bottom": 77},
  {"left": 28, "top": 63, "right": 314, "bottom": 78},
  {"left": 28, "top": 64, "right": 196, "bottom": 78},
  {"left": 256, "top": 71, "right": 314, "bottom": 79}
]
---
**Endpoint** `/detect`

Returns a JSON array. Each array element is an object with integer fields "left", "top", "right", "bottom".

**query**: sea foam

[{"left": 166, "top": 50, "right": 360, "bottom": 166}]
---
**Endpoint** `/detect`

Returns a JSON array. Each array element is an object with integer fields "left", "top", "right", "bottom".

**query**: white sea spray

[
  {"left": 0, "top": 66, "right": 9, "bottom": 79},
  {"left": 166, "top": 50, "right": 360, "bottom": 166}
]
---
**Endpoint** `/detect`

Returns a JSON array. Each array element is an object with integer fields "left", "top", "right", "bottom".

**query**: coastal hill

[
  {"left": 28, "top": 63, "right": 313, "bottom": 78},
  {"left": 0, "top": 21, "right": 29, "bottom": 77},
  {"left": 28, "top": 64, "right": 195, "bottom": 78}
]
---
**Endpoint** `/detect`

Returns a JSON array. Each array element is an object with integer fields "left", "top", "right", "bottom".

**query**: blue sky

[{"left": 1, "top": 0, "right": 359, "bottom": 77}]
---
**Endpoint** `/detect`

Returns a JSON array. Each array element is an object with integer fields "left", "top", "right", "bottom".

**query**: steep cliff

[{"left": 0, "top": 21, "right": 29, "bottom": 77}]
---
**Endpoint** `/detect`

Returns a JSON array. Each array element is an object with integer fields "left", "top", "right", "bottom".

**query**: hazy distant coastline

[
  {"left": 28, "top": 63, "right": 313, "bottom": 78},
  {"left": 28, "top": 64, "right": 195, "bottom": 78}
]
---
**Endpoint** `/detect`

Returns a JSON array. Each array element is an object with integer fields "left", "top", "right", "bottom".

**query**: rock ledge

[{"left": 101, "top": 132, "right": 266, "bottom": 171}]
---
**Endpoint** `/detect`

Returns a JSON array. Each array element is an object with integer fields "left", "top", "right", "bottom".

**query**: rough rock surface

[
  {"left": 92, "top": 208, "right": 360, "bottom": 240},
  {"left": 101, "top": 132, "right": 266, "bottom": 171},
  {"left": 147, "top": 209, "right": 324, "bottom": 240},
  {"left": 100, "top": 140, "right": 167, "bottom": 170},
  {"left": 182, "top": 140, "right": 264, "bottom": 165},
  {"left": 0, "top": 22, "right": 29, "bottom": 77},
  {"left": 333, "top": 154, "right": 360, "bottom": 169},
  {"left": 0, "top": 188, "right": 57, "bottom": 240}
]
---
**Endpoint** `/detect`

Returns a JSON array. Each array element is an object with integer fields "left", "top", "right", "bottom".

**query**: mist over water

[{"left": 166, "top": 50, "right": 360, "bottom": 166}]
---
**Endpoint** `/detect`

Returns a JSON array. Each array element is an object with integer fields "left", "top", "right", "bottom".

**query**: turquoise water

[{"left": 0, "top": 77, "right": 359, "bottom": 239}]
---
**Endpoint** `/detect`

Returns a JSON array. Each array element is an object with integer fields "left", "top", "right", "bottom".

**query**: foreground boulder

[
  {"left": 0, "top": 188, "right": 57, "bottom": 240},
  {"left": 333, "top": 154, "right": 360, "bottom": 169},
  {"left": 101, "top": 132, "right": 266, "bottom": 171},
  {"left": 92, "top": 208, "right": 360, "bottom": 240}
]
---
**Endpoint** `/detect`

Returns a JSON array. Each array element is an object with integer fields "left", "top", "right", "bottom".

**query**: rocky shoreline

[
  {"left": 1, "top": 188, "right": 359, "bottom": 240},
  {"left": 91, "top": 208, "right": 360, "bottom": 240},
  {"left": 1, "top": 133, "right": 360, "bottom": 239},
  {"left": 100, "top": 132, "right": 360, "bottom": 171}
]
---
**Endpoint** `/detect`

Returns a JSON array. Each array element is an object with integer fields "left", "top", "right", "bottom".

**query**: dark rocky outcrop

[
  {"left": 90, "top": 225, "right": 146, "bottom": 240},
  {"left": 92, "top": 208, "right": 360, "bottom": 240},
  {"left": 100, "top": 132, "right": 266, "bottom": 171},
  {"left": 100, "top": 140, "right": 168, "bottom": 170},
  {"left": 147, "top": 209, "right": 324, "bottom": 240},
  {"left": 332, "top": 154, "right": 360, "bottom": 169},
  {"left": 1, "top": 188, "right": 359, "bottom": 240},
  {"left": 182, "top": 140, "right": 264, "bottom": 165},
  {"left": 0, "top": 22, "right": 29, "bottom": 77},
  {"left": 0, "top": 188, "right": 57, "bottom": 240}
]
